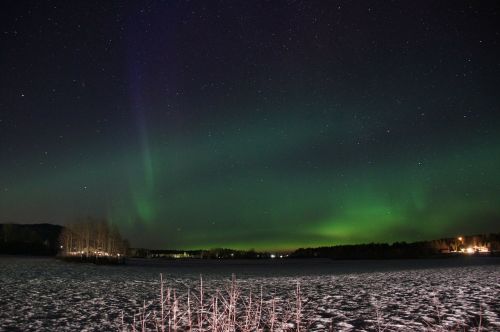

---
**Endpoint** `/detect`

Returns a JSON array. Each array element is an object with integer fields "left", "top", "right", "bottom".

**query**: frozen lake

[{"left": 0, "top": 256, "right": 499, "bottom": 331}]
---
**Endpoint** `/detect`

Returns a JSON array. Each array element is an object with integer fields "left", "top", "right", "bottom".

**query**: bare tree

[{"left": 59, "top": 218, "right": 126, "bottom": 258}]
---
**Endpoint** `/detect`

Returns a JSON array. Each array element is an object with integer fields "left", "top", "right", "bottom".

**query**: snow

[{"left": 0, "top": 256, "right": 498, "bottom": 331}]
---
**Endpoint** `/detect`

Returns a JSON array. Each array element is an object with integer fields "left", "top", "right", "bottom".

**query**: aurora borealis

[{"left": 1, "top": 1, "right": 499, "bottom": 250}]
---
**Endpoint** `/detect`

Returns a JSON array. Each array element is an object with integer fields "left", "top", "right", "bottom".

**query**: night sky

[{"left": 1, "top": 1, "right": 499, "bottom": 250}]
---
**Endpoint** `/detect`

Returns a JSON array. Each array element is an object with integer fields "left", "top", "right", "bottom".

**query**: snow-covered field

[{"left": 0, "top": 256, "right": 498, "bottom": 331}]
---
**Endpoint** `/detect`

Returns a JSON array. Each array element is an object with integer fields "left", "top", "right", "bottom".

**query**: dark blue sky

[{"left": 1, "top": 1, "right": 499, "bottom": 249}]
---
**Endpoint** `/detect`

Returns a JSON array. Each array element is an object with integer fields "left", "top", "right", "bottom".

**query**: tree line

[{"left": 290, "top": 233, "right": 500, "bottom": 259}]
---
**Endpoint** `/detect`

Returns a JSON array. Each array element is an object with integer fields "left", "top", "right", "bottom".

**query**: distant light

[
  {"left": 270, "top": 254, "right": 276, "bottom": 259},
  {"left": 458, "top": 236, "right": 463, "bottom": 241},
  {"left": 466, "top": 247, "right": 474, "bottom": 254},
  {"left": 60, "top": 245, "right": 63, "bottom": 249}
]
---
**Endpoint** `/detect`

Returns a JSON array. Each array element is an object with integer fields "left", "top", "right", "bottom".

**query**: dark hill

[{"left": 0, "top": 223, "right": 63, "bottom": 255}]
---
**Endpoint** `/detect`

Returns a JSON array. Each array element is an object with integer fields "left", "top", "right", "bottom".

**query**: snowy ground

[{"left": 0, "top": 256, "right": 498, "bottom": 331}]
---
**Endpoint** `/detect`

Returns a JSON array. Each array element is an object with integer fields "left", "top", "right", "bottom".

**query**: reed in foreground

[{"left": 120, "top": 274, "right": 313, "bottom": 332}]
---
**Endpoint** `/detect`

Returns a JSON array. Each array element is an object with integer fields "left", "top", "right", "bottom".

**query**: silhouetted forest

[
  {"left": 290, "top": 233, "right": 500, "bottom": 259},
  {"left": 2, "top": 223, "right": 499, "bottom": 260},
  {"left": 0, "top": 223, "right": 62, "bottom": 255},
  {"left": 133, "top": 248, "right": 273, "bottom": 259}
]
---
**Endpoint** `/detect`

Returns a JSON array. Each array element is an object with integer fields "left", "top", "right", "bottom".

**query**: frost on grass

[{"left": 0, "top": 257, "right": 498, "bottom": 331}]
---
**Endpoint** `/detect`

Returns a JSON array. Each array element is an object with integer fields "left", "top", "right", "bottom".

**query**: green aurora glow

[{"left": 1, "top": 109, "right": 499, "bottom": 250}]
